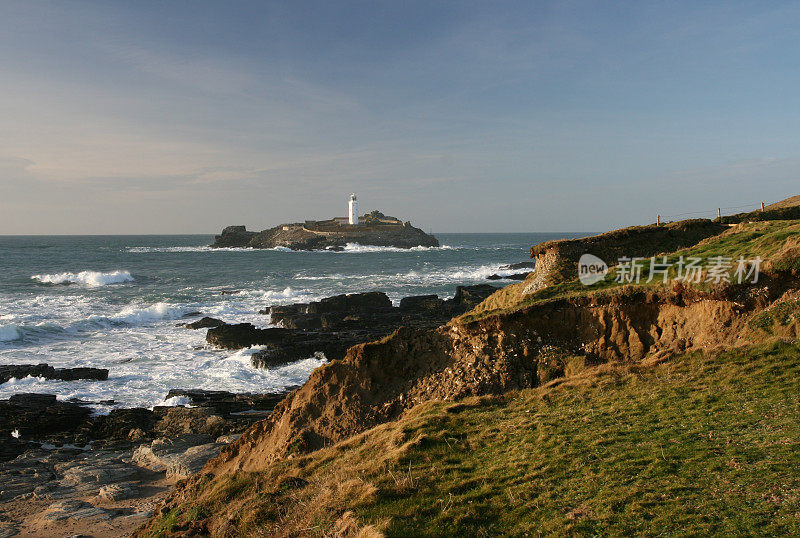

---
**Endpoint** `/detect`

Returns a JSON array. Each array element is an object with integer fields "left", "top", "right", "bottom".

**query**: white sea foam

[
  {"left": 127, "top": 246, "right": 258, "bottom": 253},
  {"left": 31, "top": 270, "right": 134, "bottom": 287},
  {"left": 292, "top": 264, "right": 525, "bottom": 287},
  {"left": 338, "top": 243, "right": 457, "bottom": 253},
  {"left": 0, "top": 325, "right": 21, "bottom": 342},
  {"left": 109, "top": 302, "right": 188, "bottom": 324},
  {"left": 127, "top": 244, "right": 457, "bottom": 254},
  {"left": 161, "top": 395, "right": 194, "bottom": 407}
]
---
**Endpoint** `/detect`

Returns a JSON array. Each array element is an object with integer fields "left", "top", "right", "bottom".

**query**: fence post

[
  {"left": 761, "top": 202, "right": 765, "bottom": 212},
  {"left": 718, "top": 208, "right": 721, "bottom": 218},
  {"left": 657, "top": 214, "right": 660, "bottom": 226}
]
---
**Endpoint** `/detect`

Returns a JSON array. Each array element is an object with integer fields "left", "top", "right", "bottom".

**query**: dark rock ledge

[
  {"left": 0, "top": 364, "right": 109, "bottom": 385},
  {"left": 204, "top": 285, "right": 500, "bottom": 369}
]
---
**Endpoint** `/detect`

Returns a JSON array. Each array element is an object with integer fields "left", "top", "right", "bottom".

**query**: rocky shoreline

[
  {"left": 0, "top": 277, "right": 517, "bottom": 536},
  {"left": 0, "top": 386, "right": 288, "bottom": 537}
]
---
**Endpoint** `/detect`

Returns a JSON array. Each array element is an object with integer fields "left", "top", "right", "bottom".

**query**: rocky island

[{"left": 212, "top": 204, "right": 439, "bottom": 250}]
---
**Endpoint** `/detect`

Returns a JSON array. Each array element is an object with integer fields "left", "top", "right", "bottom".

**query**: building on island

[{"left": 348, "top": 193, "right": 359, "bottom": 225}]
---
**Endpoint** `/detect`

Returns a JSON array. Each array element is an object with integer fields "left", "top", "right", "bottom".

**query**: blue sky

[{"left": 1, "top": 1, "right": 798, "bottom": 234}]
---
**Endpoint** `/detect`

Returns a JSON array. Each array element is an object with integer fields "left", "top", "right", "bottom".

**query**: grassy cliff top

[
  {"left": 464, "top": 219, "right": 800, "bottom": 323},
  {"left": 767, "top": 195, "right": 800, "bottom": 209},
  {"left": 530, "top": 218, "right": 724, "bottom": 258},
  {"left": 142, "top": 340, "right": 800, "bottom": 536}
]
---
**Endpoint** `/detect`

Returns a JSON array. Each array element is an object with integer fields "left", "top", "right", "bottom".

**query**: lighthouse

[{"left": 348, "top": 193, "right": 359, "bottom": 225}]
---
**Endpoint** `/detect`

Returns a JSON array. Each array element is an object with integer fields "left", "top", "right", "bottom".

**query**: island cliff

[{"left": 211, "top": 211, "right": 439, "bottom": 250}]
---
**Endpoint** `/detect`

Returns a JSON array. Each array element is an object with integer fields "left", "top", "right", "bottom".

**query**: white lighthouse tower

[{"left": 348, "top": 193, "right": 359, "bottom": 225}]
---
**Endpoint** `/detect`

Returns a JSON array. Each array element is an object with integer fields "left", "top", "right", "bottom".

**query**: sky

[{"left": 1, "top": 1, "right": 799, "bottom": 234}]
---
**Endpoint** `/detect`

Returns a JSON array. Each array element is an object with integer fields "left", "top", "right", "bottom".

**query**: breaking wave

[
  {"left": 107, "top": 302, "right": 189, "bottom": 324},
  {"left": 293, "top": 264, "right": 527, "bottom": 286},
  {"left": 127, "top": 246, "right": 257, "bottom": 253},
  {"left": 126, "top": 244, "right": 457, "bottom": 254},
  {"left": 31, "top": 270, "right": 134, "bottom": 287},
  {"left": 338, "top": 243, "right": 457, "bottom": 253},
  {"left": 0, "top": 325, "right": 22, "bottom": 342}
]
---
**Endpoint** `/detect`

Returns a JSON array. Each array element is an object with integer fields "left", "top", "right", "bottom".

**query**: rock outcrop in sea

[
  {"left": 211, "top": 211, "right": 439, "bottom": 250},
  {"left": 203, "top": 285, "right": 500, "bottom": 369}
]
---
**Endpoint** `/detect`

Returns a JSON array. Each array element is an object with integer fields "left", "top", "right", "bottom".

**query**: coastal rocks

[
  {"left": 0, "top": 388, "right": 287, "bottom": 535},
  {"left": 98, "top": 482, "right": 140, "bottom": 502},
  {"left": 44, "top": 499, "right": 116, "bottom": 521},
  {"left": 152, "top": 407, "right": 231, "bottom": 439},
  {"left": 59, "top": 455, "right": 140, "bottom": 492},
  {"left": 0, "top": 387, "right": 292, "bottom": 462},
  {"left": 250, "top": 342, "right": 342, "bottom": 369},
  {"left": 205, "top": 324, "right": 356, "bottom": 366},
  {"left": 487, "top": 272, "right": 530, "bottom": 281},
  {"left": 399, "top": 294, "right": 444, "bottom": 311},
  {"left": 181, "top": 316, "right": 224, "bottom": 329},
  {"left": 0, "top": 394, "right": 92, "bottom": 441},
  {"left": 163, "top": 389, "right": 288, "bottom": 416},
  {"left": 450, "top": 284, "right": 501, "bottom": 309},
  {"left": 205, "top": 324, "right": 284, "bottom": 350},
  {"left": 0, "top": 421, "right": 252, "bottom": 504},
  {"left": 0, "top": 364, "right": 109, "bottom": 385},
  {"left": 305, "top": 291, "right": 392, "bottom": 314},
  {"left": 90, "top": 407, "right": 158, "bottom": 442},
  {"left": 166, "top": 443, "right": 224, "bottom": 479},
  {"left": 500, "top": 261, "right": 536, "bottom": 270},
  {"left": 207, "top": 287, "right": 501, "bottom": 371},
  {"left": 0, "top": 438, "right": 31, "bottom": 462},
  {"left": 132, "top": 435, "right": 224, "bottom": 479},
  {"left": 0, "top": 448, "right": 140, "bottom": 503},
  {"left": 0, "top": 445, "right": 169, "bottom": 537},
  {"left": 212, "top": 225, "right": 257, "bottom": 248}
]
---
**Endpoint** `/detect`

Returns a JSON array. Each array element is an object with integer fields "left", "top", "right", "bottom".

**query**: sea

[{"left": 0, "top": 233, "right": 583, "bottom": 412}]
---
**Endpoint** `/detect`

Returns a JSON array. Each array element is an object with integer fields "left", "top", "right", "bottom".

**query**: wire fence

[{"left": 656, "top": 200, "right": 776, "bottom": 224}]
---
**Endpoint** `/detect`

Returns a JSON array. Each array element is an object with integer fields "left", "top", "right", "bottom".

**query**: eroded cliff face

[{"left": 207, "top": 278, "right": 798, "bottom": 474}]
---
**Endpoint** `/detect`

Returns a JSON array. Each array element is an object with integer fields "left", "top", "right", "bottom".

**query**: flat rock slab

[
  {"left": 97, "top": 482, "right": 139, "bottom": 502},
  {"left": 132, "top": 434, "right": 221, "bottom": 479},
  {"left": 165, "top": 443, "right": 222, "bottom": 479},
  {"left": 57, "top": 452, "right": 140, "bottom": 494},
  {"left": 44, "top": 499, "right": 117, "bottom": 521}
]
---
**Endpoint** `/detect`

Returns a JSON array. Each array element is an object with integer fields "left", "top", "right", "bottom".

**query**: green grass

[
  {"left": 463, "top": 220, "right": 800, "bottom": 322},
  {"left": 354, "top": 341, "right": 800, "bottom": 536},
  {"left": 143, "top": 341, "right": 800, "bottom": 536},
  {"left": 749, "top": 299, "right": 800, "bottom": 335}
]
